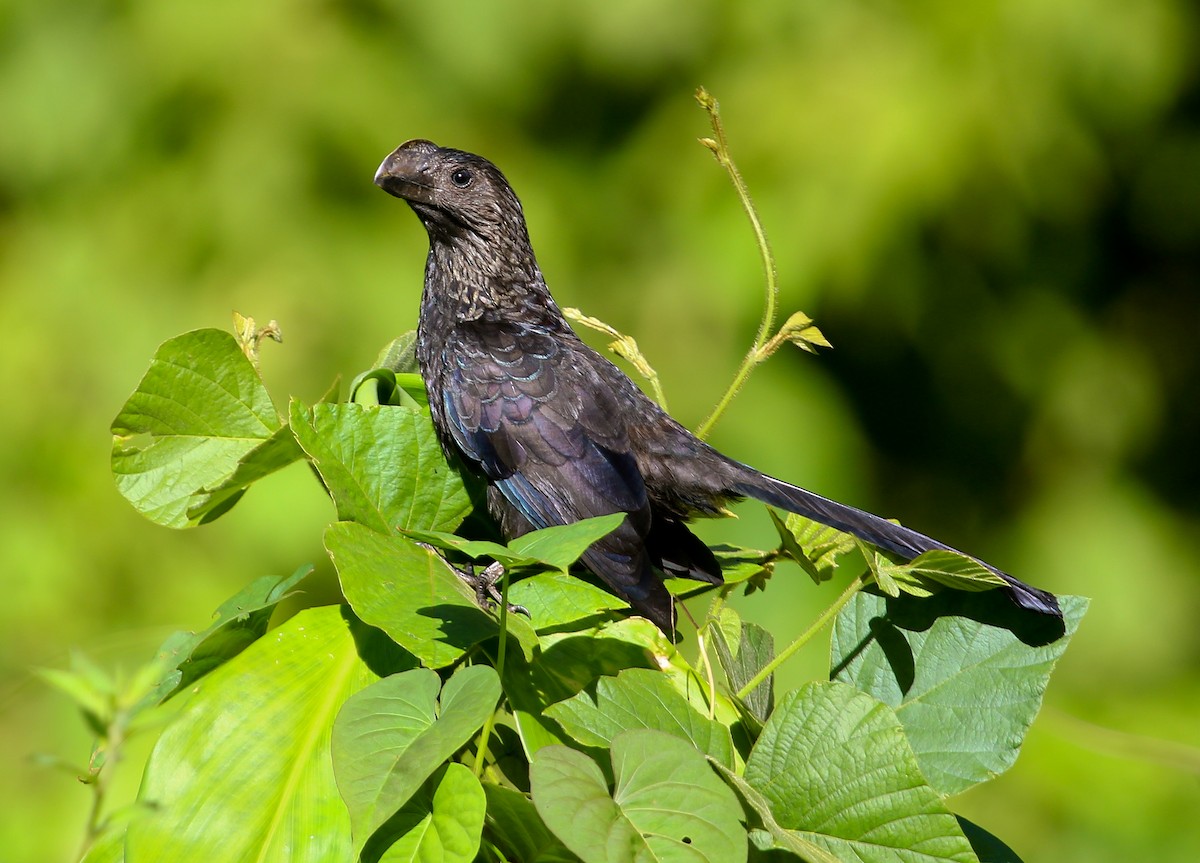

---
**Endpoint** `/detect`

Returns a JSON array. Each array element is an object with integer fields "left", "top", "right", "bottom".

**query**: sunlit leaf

[
  {"left": 531, "top": 729, "right": 746, "bottom": 863},
  {"left": 831, "top": 590, "right": 1085, "bottom": 795},
  {"left": 745, "top": 681, "right": 975, "bottom": 862},
  {"left": 124, "top": 607, "right": 387, "bottom": 862},
  {"left": 111, "top": 329, "right": 283, "bottom": 527}
]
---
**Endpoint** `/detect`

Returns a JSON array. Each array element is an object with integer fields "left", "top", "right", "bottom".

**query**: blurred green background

[{"left": 3, "top": 1, "right": 1198, "bottom": 860}]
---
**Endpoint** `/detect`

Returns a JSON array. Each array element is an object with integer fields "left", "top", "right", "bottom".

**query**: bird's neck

[{"left": 422, "top": 233, "right": 561, "bottom": 326}]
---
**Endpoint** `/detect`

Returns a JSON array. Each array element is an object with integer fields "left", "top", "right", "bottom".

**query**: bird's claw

[
  {"left": 417, "top": 543, "right": 529, "bottom": 618},
  {"left": 467, "top": 561, "right": 530, "bottom": 617}
]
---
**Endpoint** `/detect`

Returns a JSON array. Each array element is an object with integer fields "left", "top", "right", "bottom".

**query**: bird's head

[{"left": 374, "top": 139, "right": 525, "bottom": 244}]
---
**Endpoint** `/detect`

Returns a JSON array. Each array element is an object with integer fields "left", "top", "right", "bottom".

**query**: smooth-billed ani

[{"left": 374, "top": 138, "right": 1061, "bottom": 633}]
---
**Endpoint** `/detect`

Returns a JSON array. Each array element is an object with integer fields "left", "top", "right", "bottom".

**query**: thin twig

[
  {"left": 735, "top": 574, "right": 868, "bottom": 701},
  {"left": 694, "top": 87, "right": 780, "bottom": 440}
]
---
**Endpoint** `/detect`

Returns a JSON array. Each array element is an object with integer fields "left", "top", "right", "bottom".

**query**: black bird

[{"left": 374, "top": 139, "right": 1061, "bottom": 633}]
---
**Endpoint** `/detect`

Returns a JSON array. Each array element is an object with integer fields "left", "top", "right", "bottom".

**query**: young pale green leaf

[
  {"left": 325, "top": 521, "right": 497, "bottom": 668},
  {"left": 291, "top": 400, "right": 476, "bottom": 534},
  {"left": 111, "top": 328, "right": 283, "bottom": 527},
  {"left": 124, "top": 606, "right": 382, "bottom": 863},
  {"left": 711, "top": 615, "right": 775, "bottom": 723},
  {"left": 745, "top": 681, "right": 976, "bottom": 863},
  {"left": 770, "top": 512, "right": 857, "bottom": 585},
  {"left": 889, "top": 550, "right": 1008, "bottom": 594},
  {"left": 831, "top": 589, "right": 1085, "bottom": 796},
  {"left": 483, "top": 783, "right": 580, "bottom": 863},
  {"left": 508, "top": 572, "right": 629, "bottom": 630},
  {"left": 331, "top": 665, "right": 501, "bottom": 855},
  {"left": 146, "top": 565, "right": 312, "bottom": 705},
  {"left": 531, "top": 729, "right": 746, "bottom": 863},
  {"left": 368, "top": 763, "right": 486, "bottom": 863},
  {"left": 372, "top": 331, "right": 421, "bottom": 375},
  {"left": 544, "top": 667, "right": 736, "bottom": 769},
  {"left": 404, "top": 513, "right": 626, "bottom": 575}
]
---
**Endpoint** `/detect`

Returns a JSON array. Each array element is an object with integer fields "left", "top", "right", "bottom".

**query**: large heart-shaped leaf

[
  {"left": 111, "top": 329, "right": 285, "bottom": 527},
  {"left": 531, "top": 729, "right": 746, "bottom": 863},
  {"left": 831, "top": 590, "right": 1085, "bottom": 794},
  {"left": 331, "top": 665, "right": 501, "bottom": 854},
  {"left": 744, "top": 681, "right": 975, "bottom": 863},
  {"left": 124, "top": 606, "right": 385, "bottom": 862}
]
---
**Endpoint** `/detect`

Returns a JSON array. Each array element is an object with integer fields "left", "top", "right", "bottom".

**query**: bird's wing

[{"left": 437, "top": 320, "right": 671, "bottom": 620}]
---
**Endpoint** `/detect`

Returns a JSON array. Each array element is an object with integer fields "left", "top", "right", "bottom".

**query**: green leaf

[
  {"left": 187, "top": 424, "right": 306, "bottom": 524},
  {"left": 326, "top": 521, "right": 497, "bottom": 668},
  {"left": 531, "top": 729, "right": 746, "bottom": 863},
  {"left": 372, "top": 331, "right": 421, "bottom": 375},
  {"left": 831, "top": 589, "right": 1085, "bottom": 795},
  {"left": 331, "top": 665, "right": 501, "bottom": 854},
  {"left": 146, "top": 565, "right": 312, "bottom": 704},
  {"left": 712, "top": 763, "right": 842, "bottom": 863},
  {"left": 405, "top": 513, "right": 626, "bottom": 575},
  {"left": 508, "top": 572, "right": 629, "bottom": 631},
  {"left": 889, "top": 550, "right": 1007, "bottom": 594},
  {"left": 509, "top": 514, "right": 626, "bottom": 571},
  {"left": 544, "top": 667, "right": 736, "bottom": 769},
  {"left": 111, "top": 328, "right": 282, "bottom": 527},
  {"left": 711, "top": 614, "right": 775, "bottom": 723},
  {"left": 744, "top": 681, "right": 976, "bottom": 863},
  {"left": 483, "top": 783, "right": 580, "bottom": 863},
  {"left": 291, "top": 399, "right": 476, "bottom": 534},
  {"left": 124, "top": 606, "right": 382, "bottom": 862},
  {"left": 370, "top": 763, "right": 486, "bottom": 862},
  {"left": 770, "top": 512, "right": 856, "bottom": 585}
]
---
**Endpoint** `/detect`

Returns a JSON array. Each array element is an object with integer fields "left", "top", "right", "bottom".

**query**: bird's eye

[{"left": 450, "top": 168, "right": 473, "bottom": 188}]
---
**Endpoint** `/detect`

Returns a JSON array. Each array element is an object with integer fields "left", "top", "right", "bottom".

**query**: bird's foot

[{"left": 416, "top": 543, "right": 529, "bottom": 618}]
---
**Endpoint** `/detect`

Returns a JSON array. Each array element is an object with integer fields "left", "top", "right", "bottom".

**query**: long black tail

[{"left": 733, "top": 472, "right": 1062, "bottom": 617}]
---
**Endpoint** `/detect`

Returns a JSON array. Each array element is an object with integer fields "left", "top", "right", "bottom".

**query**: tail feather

[{"left": 734, "top": 473, "right": 1062, "bottom": 618}]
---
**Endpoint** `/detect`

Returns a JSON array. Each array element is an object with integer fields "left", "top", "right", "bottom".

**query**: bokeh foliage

[{"left": 2, "top": 1, "right": 1198, "bottom": 861}]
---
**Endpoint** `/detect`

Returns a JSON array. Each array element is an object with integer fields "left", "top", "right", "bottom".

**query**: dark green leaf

[
  {"left": 483, "top": 783, "right": 580, "bottom": 863},
  {"left": 111, "top": 329, "right": 282, "bottom": 527},
  {"left": 745, "top": 681, "right": 975, "bottom": 863},
  {"left": 958, "top": 818, "right": 1024, "bottom": 863},
  {"left": 831, "top": 589, "right": 1085, "bottom": 795},
  {"left": 711, "top": 611, "right": 775, "bottom": 723}
]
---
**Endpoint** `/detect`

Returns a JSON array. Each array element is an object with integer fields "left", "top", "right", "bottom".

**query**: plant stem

[
  {"left": 473, "top": 567, "right": 510, "bottom": 779},
  {"left": 695, "top": 87, "right": 780, "bottom": 440},
  {"left": 735, "top": 574, "right": 867, "bottom": 701}
]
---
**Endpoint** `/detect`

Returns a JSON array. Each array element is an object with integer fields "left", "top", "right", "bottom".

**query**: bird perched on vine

[{"left": 374, "top": 138, "right": 1061, "bottom": 633}]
